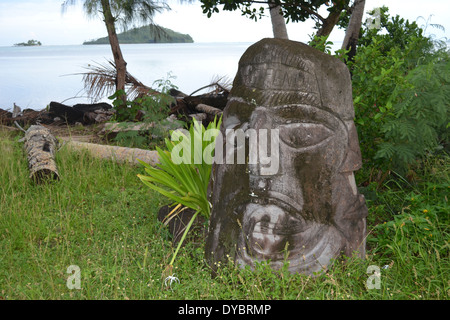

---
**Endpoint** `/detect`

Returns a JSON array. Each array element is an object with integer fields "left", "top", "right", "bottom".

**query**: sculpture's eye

[{"left": 279, "top": 123, "right": 332, "bottom": 149}]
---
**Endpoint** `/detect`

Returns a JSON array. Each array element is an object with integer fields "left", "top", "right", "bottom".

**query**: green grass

[{"left": 0, "top": 131, "right": 448, "bottom": 300}]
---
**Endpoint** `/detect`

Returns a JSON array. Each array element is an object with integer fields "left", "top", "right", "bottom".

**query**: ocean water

[{"left": 0, "top": 42, "right": 252, "bottom": 110}]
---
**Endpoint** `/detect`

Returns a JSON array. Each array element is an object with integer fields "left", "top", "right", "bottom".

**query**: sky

[{"left": 0, "top": 0, "right": 449, "bottom": 47}]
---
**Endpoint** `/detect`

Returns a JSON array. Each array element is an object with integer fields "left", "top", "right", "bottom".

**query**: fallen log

[
  {"left": 188, "top": 113, "right": 207, "bottom": 122},
  {"left": 195, "top": 104, "right": 222, "bottom": 116},
  {"left": 61, "top": 138, "right": 159, "bottom": 166},
  {"left": 183, "top": 92, "right": 228, "bottom": 111},
  {"left": 24, "top": 125, "right": 60, "bottom": 182},
  {"left": 0, "top": 108, "right": 53, "bottom": 126}
]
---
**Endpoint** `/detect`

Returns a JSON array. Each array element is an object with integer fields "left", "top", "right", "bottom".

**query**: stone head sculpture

[{"left": 205, "top": 38, "right": 368, "bottom": 275}]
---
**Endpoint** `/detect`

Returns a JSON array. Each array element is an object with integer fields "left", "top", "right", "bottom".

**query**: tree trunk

[
  {"left": 341, "top": 0, "right": 366, "bottom": 62},
  {"left": 24, "top": 125, "right": 60, "bottom": 183},
  {"left": 100, "top": 0, "right": 127, "bottom": 104},
  {"left": 62, "top": 139, "right": 160, "bottom": 166},
  {"left": 315, "top": 2, "right": 347, "bottom": 38},
  {"left": 269, "top": 4, "right": 288, "bottom": 39}
]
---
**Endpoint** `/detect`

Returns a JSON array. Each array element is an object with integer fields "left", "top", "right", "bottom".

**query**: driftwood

[
  {"left": 183, "top": 92, "right": 228, "bottom": 112},
  {"left": 195, "top": 104, "right": 223, "bottom": 116},
  {"left": 1, "top": 87, "right": 224, "bottom": 129},
  {"left": 189, "top": 113, "right": 207, "bottom": 122},
  {"left": 13, "top": 103, "right": 21, "bottom": 118},
  {"left": 0, "top": 108, "right": 53, "bottom": 126},
  {"left": 24, "top": 125, "right": 60, "bottom": 182},
  {"left": 61, "top": 138, "right": 159, "bottom": 166},
  {"left": 0, "top": 108, "right": 12, "bottom": 121}
]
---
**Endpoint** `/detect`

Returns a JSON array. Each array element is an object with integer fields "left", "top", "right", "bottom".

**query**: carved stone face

[{"left": 205, "top": 38, "right": 368, "bottom": 275}]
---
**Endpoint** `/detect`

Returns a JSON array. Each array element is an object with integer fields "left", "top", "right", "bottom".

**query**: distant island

[
  {"left": 83, "top": 25, "right": 193, "bottom": 45},
  {"left": 14, "top": 39, "right": 42, "bottom": 47}
]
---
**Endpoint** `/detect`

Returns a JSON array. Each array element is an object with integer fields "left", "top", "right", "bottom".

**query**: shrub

[
  {"left": 108, "top": 73, "right": 183, "bottom": 149},
  {"left": 350, "top": 7, "right": 450, "bottom": 174}
]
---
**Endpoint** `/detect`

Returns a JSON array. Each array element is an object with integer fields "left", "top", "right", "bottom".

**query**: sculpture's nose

[{"left": 247, "top": 107, "right": 280, "bottom": 177}]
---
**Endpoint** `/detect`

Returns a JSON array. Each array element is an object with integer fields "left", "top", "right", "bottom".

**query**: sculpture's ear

[{"left": 340, "top": 120, "right": 362, "bottom": 173}]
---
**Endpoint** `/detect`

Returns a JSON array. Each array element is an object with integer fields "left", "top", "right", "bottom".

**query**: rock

[
  {"left": 49, "top": 101, "right": 113, "bottom": 124},
  {"left": 205, "top": 38, "right": 368, "bottom": 276},
  {"left": 49, "top": 102, "right": 84, "bottom": 124},
  {"left": 83, "top": 112, "right": 97, "bottom": 124},
  {"left": 73, "top": 102, "right": 112, "bottom": 113},
  {"left": 157, "top": 205, "right": 207, "bottom": 247}
]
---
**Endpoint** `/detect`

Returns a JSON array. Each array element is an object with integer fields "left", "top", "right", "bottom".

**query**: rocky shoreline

[{"left": 0, "top": 101, "right": 114, "bottom": 127}]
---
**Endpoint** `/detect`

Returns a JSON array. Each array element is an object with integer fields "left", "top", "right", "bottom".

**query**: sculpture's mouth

[{"left": 241, "top": 202, "right": 324, "bottom": 262}]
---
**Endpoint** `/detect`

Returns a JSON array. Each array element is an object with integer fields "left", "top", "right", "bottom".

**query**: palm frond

[
  {"left": 189, "top": 75, "right": 232, "bottom": 96},
  {"left": 77, "top": 59, "right": 158, "bottom": 101}
]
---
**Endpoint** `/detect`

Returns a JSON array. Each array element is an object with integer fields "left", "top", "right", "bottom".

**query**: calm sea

[{"left": 0, "top": 42, "right": 252, "bottom": 110}]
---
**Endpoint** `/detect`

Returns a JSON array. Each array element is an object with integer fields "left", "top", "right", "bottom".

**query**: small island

[
  {"left": 83, "top": 25, "right": 193, "bottom": 45},
  {"left": 14, "top": 39, "right": 42, "bottom": 47}
]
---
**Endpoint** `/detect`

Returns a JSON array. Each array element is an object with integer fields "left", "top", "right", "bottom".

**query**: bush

[
  {"left": 350, "top": 7, "right": 450, "bottom": 174},
  {"left": 108, "top": 73, "right": 184, "bottom": 149}
]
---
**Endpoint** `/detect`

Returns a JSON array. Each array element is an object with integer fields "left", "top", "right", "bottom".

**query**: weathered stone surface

[{"left": 205, "top": 38, "right": 368, "bottom": 276}]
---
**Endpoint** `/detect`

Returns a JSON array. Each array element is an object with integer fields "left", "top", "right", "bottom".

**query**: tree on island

[
  {"left": 62, "top": 0, "right": 170, "bottom": 104},
  {"left": 14, "top": 39, "right": 42, "bottom": 46}
]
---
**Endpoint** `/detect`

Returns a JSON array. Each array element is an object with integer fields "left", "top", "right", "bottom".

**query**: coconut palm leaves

[{"left": 79, "top": 60, "right": 157, "bottom": 101}]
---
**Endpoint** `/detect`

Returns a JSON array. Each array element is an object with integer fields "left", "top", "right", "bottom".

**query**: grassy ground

[{"left": 0, "top": 129, "right": 448, "bottom": 300}]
